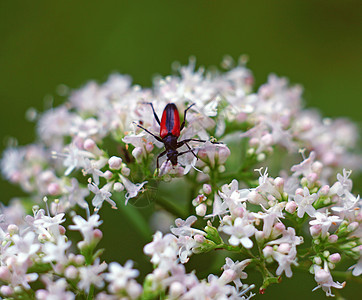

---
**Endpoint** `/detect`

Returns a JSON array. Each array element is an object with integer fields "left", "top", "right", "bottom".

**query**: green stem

[
  {"left": 155, "top": 197, "right": 187, "bottom": 219},
  {"left": 87, "top": 284, "right": 94, "bottom": 300}
]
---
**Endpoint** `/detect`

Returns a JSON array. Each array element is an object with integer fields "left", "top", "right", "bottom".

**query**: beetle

[{"left": 134, "top": 102, "right": 211, "bottom": 172}]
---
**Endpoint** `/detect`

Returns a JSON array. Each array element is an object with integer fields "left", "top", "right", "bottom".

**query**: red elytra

[{"left": 160, "top": 103, "right": 181, "bottom": 139}]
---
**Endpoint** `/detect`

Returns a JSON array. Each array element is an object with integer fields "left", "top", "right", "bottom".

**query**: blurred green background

[{"left": 0, "top": 0, "right": 361, "bottom": 298}]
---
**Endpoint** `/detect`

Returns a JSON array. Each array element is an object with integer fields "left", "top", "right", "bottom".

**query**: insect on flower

[{"left": 134, "top": 102, "right": 218, "bottom": 172}]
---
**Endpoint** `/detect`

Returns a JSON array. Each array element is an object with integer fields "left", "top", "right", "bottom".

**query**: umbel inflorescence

[{"left": 0, "top": 57, "right": 361, "bottom": 299}]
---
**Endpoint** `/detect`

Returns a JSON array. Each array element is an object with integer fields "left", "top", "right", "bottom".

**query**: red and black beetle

[{"left": 134, "top": 102, "right": 210, "bottom": 171}]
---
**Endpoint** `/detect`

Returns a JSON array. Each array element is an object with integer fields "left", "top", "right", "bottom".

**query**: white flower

[
  {"left": 309, "top": 212, "right": 342, "bottom": 238},
  {"left": 222, "top": 257, "right": 251, "bottom": 289},
  {"left": 78, "top": 259, "right": 107, "bottom": 293},
  {"left": 43, "top": 236, "right": 71, "bottom": 264},
  {"left": 36, "top": 277, "right": 75, "bottom": 300},
  {"left": 312, "top": 263, "right": 345, "bottom": 297},
  {"left": 220, "top": 217, "right": 256, "bottom": 249},
  {"left": 119, "top": 175, "right": 147, "bottom": 205},
  {"left": 171, "top": 216, "right": 205, "bottom": 237},
  {"left": 88, "top": 182, "right": 116, "bottom": 210},
  {"left": 7, "top": 232, "right": 40, "bottom": 264},
  {"left": 69, "top": 214, "right": 102, "bottom": 243},
  {"left": 104, "top": 261, "right": 140, "bottom": 293},
  {"left": 294, "top": 187, "right": 318, "bottom": 218}
]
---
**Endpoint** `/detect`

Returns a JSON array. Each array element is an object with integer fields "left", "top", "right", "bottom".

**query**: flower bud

[
  {"left": 319, "top": 185, "right": 330, "bottom": 196},
  {"left": 328, "top": 234, "right": 338, "bottom": 243},
  {"left": 285, "top": 201, "right": 297, "bottom": 214},
  {"left": 121, "top": 167, "right": 131, "bottom": 177},
  {"left": 65, "top": 265, "right": 78, "bottom": 279},
  {"left": 255, "top": 230, "right": 265, "bottom": 243},
  {"left": 0, "top": 266, "right": 11, "bottom": 281},
  {"left": 310, "top": 224, "right": 322, "bottom": 237},
  {"left": 84, "top": 139, "right": 96, "bottom": 151},
  {"left": 169, "top": 282, "right": 185, "bottom": 298},
  {"left": 329, "top": 253, "right": 341, "bottom": 263},
  {"left": 0, "top": 285, "right": 13, "bottom": 296},
  {"left": 313, "top": 256, "right": 322, "bottom": 265},
  {"left": 274, "top": 177, "right": 284, "bottom": 192},
  {"left": 278, "top": 243, "right": 291, "bottom": 254},
  {"left": 59, "top": 225, "right": 66, "bottom": 235},
  {"left": 263, "top": 246, "right": 273, "bottom": 258},
  {"left": 295, "top": 188, "right": 304, "bottom": 196},
  {"left": 75, "top": 255, "right": 85, "bottom": 265},
  {"left": 108, "top": 156, "right": 122, "bottom": 170},
  {"left": 307, "top": 172, "right": 318, "bottom": 184},
  {"left": 7, "top": 224, "right": 18, "bottom": 235},
  {"left": 113, "top": 182, "right": 124, "bottom": 192},
  {"left": 196, "top": 203, "right": 207, "bottom": 217},
  {"left": 102, "top": 170, "right": 113, "bottom": 180},
  {"left": 312, "top": 161, "right": 323, "bottom": 174},
  {"left": 347, "top": 222, "right": 359, "bottom": 232},
  {"left": 194, "top": 234, "right": 205, "bottom": 244},
  {"left": 203, "top": 184, "right": 212, "bottom": 195},
  {"left": 48, "top": 183, "right": 61, "bottom": 195}
]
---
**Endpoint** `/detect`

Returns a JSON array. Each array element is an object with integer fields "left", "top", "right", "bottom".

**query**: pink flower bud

[
  {"left": 0, "top": 266, "right": 11, "bottom": 281},
  {"left": 153, "top": 268, "right": 167, "bottom": 281},
  {"left": 75, "top": 255, "right": 85, "bottom": 265},
  {"left": 59, "top": 225, "right": 66, "bottom": 235},
  {"left": 307, "top": 172, "right": 318, "bottom": 183},
  {"left": 196, "top": 203, "right": 207, "bottom": 217},
  {"left": 121, "top": 167, "right": 131, "bottom": 176},
  {"left": 319, "top": 185, "right": 330, "bottom": 196},
  {"left": 233, "top": 206, "right": 245, "bottom": 218},
  {"left": 169, "top": 282, "right": 185, "bottom": 298},
  {"left": 65, "top": 265, "right": 78, "bottom": 279},
  {"left": 278, "top": 243, "right": 291, "bottom": 254},
  {"left": 7, "top": 224, "right": 18, "bottom": 235},
  {"left": 48, "top": 183, "right": 61, "bottom": 195},
  {"left": 328, "top": 234, "right": 338, "bottom": 243},
  {"left": 273, "top": 222, "right": 286, "bottom": 233},
  {"left": 261, "top": 133, "right": 273, "bottom": 146},
  {"left": 310, "top": 224, "right": 322, "bottom": 237},
  {"left": 203, "top": 184, "right": 212, "bottom": 195},
  {"left": 249, "top": 137, "right": 259, "bottom": 147},
  {"left": 295, "top": 188, "right": 304, "bottom": 196},
  {"left": 0, "top": 285, "right": 13, "bottom": 296},
  {"left": 217, "top": 146, "right": 231, "bottom": 164},
  {"left": 103, "top": 170, "right": 113, "bottom": 180},
  {"left": 108, "top": 156, "right": 122, "bottom": 170},
  {"left": 263, "top": 246, "right": 273, "bottom": 258},
  {"left": 285, "top": 201, "right": 297, "bottom": 214},
  {"left": 274, "top": 177, "right": 284, "bottom": 191},
  {"left": 35, "top": 290, "right": 48, "bottom": 300},
  {"left": 93, "top": 229, "right": 103, "bottom": 241},
  {"left": 194, "top": 234, "right": 205, "bottom": 244},
  {"left": 113, "top": 182, "right": 124, "bottom": 192},
  {"left": 83, "top": 139, "right": 96, "bottom": 151},
  {"left": 248, "top": 190, "right": 264, "bottom": 205},
  {"left": 329, "top": 253, "right": 341, "bottom": 263}
]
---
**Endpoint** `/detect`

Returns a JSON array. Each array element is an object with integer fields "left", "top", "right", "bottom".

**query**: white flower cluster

[{"left": 0, "top": 57, "right": 361, "bottom": 298}]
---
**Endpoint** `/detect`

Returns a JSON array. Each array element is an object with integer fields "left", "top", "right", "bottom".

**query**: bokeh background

[{"left": 0, "top": 1, "right": 361, "bottom": 299}]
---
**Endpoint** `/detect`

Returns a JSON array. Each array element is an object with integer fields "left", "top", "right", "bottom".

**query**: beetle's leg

[
  {"left": 177, "top": 140, "right": 198, "bottom": 159},
  {"left": 177, "top": 148, "right": 198, "bottom": 157},
  {"left": 143, "top": 102, "right": 161, "bottom": 125},
  {"left": 156, "top": 150, "right": 167, "bottom": 173},
  {"left": 179, "top": 138, "right": 222, "bottom": 144},
  {"left": 180, "top": 103, "right": 195, "bottom": 132},
  {"left": 132, "top": 122, "right": 163, "bottom": 143}
]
